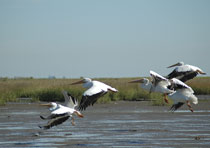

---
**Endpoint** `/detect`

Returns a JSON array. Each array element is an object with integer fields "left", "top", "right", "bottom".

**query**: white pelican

[
  {"left": 39, "top": 91, "right": 84, "bottom": 129},
  {"left": 166, "top": 61, "right": 206, "bottom": 82},
  {"left": 168, "top": 78, "right": 198, "bottom": 112},
  {"left": 71, "top": 78, "right": 118, "bottom": 111},
  {"left": 129, "top": 70, "right": 174, "bottom": 103}
]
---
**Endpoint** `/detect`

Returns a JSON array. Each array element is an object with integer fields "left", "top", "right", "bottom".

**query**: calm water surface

[{"left": 0, "top": 100, "right": 210, "bottom": 148}]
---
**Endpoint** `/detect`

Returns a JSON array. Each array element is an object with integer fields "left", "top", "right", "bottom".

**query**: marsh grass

[
  {"left": 187, "top": 77, "right": 210, "bottom": 94},
  {"left": 0, "top": 77, "right": 209, "bottom": 105}
]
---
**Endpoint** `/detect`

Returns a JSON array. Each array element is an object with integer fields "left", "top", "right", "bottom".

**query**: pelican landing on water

[
  {"left": 71, "top": 78, "right": 118, "bottom": 111},
  {"left": 39, "top": 91, "right": 83, "bottom": 130},
  {"left": 129, "top": 70, "right": 174, "bottom": 104},
  {"left": 166, "top": 62, "right": 206, "bottom": 82}
]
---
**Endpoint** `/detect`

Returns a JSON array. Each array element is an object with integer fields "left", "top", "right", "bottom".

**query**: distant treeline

[{"left": 0, "top": 77, "right": 209, "bottom": 105}]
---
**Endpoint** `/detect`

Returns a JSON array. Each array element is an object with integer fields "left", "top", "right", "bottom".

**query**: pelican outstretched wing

[
  {"left": 166, "top": 69, "right": 198, "bottom": 82},
  {"left": 170, "top": 78, "right": 191, "bottom": 91},
  {"left": 150, "top": 70, "right": 170, "bottom": 92},
  {"left": 169, "top": 102, "right": 185, "bottom": 112},
  {"left": 39, "top": 113, "right": 70, "bottom": 130},
  {"left": 150, "top": 70, "right": 168, "bottom": 85},
  {"left": 78, "top": 86, "right": 107, "bottom": 111},
  {"left": 40, "top": 113, "right": 67, "bottom": 120},
  {"left": 62, "top": 90, "right": 78, "bottom": 109}
]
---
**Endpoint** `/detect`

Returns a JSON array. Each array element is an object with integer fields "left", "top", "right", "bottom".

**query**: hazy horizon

[{"left": 1, "top": 0, "right": 209, "bottom": 78}]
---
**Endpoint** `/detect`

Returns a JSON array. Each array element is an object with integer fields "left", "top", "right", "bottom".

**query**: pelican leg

[
  {"left": 71, "top": 117, "right": 75, "bottom": 126},
  {"left": 187, "top": 101, "right": 194, "bottom": 112},
  {"left": 164, "top": 94, "right": 169, "bottom": 104}
]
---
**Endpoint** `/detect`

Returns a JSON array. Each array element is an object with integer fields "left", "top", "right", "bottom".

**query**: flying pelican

[
  {"left": 39, "top": 91, "right": 84, "bottom": 129},
  {"left": 71, "top": 78, "right": 118, "bottom": 111},
  {"left": 166, "top": 61, "right": 206, "bottom": 82},
  {"left": 129, "top": 70, "right": 174, "bottom": 103},
  {"left": 168, "top": 78, "right": 198, "bottom": 112}
]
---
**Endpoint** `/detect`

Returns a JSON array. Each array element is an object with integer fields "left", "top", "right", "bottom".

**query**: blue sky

[{"left": 0, "top": 0, "right": 209, "bottom": 78}]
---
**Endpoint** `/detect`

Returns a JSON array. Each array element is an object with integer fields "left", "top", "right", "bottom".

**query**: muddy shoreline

[{"left": 0, "top": 99, "right": 210, "bottom": 148}]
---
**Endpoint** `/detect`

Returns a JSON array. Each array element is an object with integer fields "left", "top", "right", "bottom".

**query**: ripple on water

[{"left": 1, "top": 102, "right": 210, "bottom": 148}]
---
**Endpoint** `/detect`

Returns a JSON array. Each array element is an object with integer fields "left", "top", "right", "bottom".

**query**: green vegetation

[
  {"left": 0, "top": 77, "right": 210, "bottom": 105},
  {"left": 186, "top": 77, "right": 210, "bottom": 95}
]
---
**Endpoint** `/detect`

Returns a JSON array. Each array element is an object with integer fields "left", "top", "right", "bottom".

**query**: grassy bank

[{"left": 0, "top": 77, "right": 210, "bottom": 105}]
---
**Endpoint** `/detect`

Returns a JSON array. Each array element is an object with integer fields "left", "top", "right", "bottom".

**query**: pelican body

[
  {"left": 166, "top": 62, "right": 206, "bottom": 82},
  {"left": 129, "top": 71, "right": 174, "bottom": 103},
  {"left": 168, "top": 78, "right": 198, "bottom": 112},
  {"left": 39, "top": 91, "right": 83, "bottom": 129},
  {"left": 71, "top": 78, "right": 118, "bottom": 111}
]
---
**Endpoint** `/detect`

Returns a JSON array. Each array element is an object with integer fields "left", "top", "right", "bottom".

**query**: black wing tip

[
  {"left": 167, "top": 71, "right": 198, "bottom": 83},
  {"left": 78, "top": 91, "right": 107, "bottom": 111},
  {"left": 78, "top": 95, "right": 88, "bottom": 111},
  {"left": 38, "top": 125, "right": 49, "bottom": 130},
  {"left": 78, "top": 103, "right": 87, "bottom": 111},
  {"left": 40, "top": 115, "right": 46, "bottom": 120},
  {"left": 39, "top": 113, "right": 70, "bottom": 130},
  {"left": 179, "top": 72, "right": 197, "bottom": 82},
  {"left": 78, "top": 107, "right": 85, "bottom": 111},
  {"left": 169, "top": 102, "right": 185, "bottom": 112}
]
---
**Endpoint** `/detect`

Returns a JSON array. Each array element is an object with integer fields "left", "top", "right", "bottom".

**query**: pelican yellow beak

[
  {"left": 40, "top": 103, "right": 53, "bottom": 107},
  {"left": 197, "top": 70, "right": 206, "bottom": 75},
  {"left": 128, "top": 79, "right": 144, "bottom": 83},
  {"left": 71, "top": 79, "right": 84, "bottom": 85},
  {"left": 167, "top": 63, "right": 180, "bottom": 68}
]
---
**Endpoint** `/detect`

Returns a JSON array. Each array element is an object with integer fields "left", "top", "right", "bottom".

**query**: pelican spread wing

[
  {"left": 39, "top": 113, "right": 70, "bottom": 129},
  {"left": 171, "top": 78, "right": 191, "bottom": 91},
  {"left": 150, "top": 70, "right": 168, "bottom": 84},
  {"left": 62, "top": 90, "right": 78, "bottom": 109},
  {"left": 78, "top": 86, "right": 107, "bottom": 111},
  {"left": 150, "top": 70, "right": 171, "bottom": 92},
  {"left": 40, "top": 113, "right": 67, "bottom": 120},
  {"left": 169, "top": 102, "right": 185, "bottom": 112},
  {"left": 167, "top": 67, "right": 198, "bottom": 82}
]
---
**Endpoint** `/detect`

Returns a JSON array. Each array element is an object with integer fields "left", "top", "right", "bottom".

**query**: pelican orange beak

[
  {"left": 128, "top": 79, "right": 144, "bottom": 83},
  {"left": 197, "top": 70, "right": 206, "bottom": 75},
  {"left": 74, "top": 111, "right": 84, "bottom": 118},
  {"left": 167, "top": 63, "right": 180, "bottom": 68},
  {"left": 71, "top": 79, "right": 84, "bottom": 85},
  {"left": 40, "top": 103, "right": 53, "bottom": 107}
]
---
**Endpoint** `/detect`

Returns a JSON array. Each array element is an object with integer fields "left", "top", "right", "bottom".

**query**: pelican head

[
  {"left": 167, "top": 61, "right": 184, "bottom": 68},
  {"left": 40, "top": 102, "right": 58, "bottom": 111}
]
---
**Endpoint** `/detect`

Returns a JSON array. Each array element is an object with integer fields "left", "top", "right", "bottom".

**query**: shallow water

[{"left": 0, "top": 100, "right": 210, "bottom": 148}]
